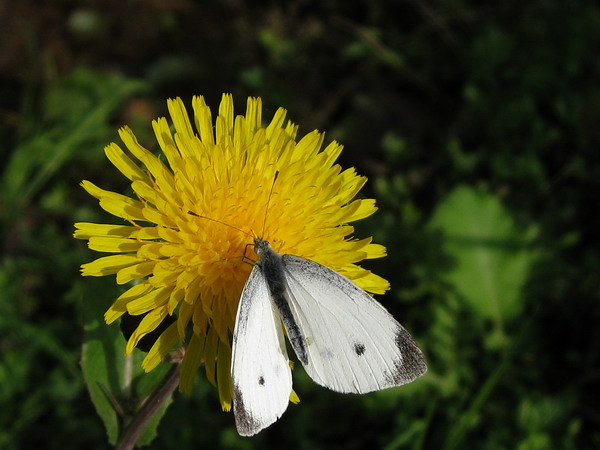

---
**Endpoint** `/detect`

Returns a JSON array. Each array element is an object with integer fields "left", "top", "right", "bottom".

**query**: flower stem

[{"left": 116, "top": 363, "right": 181, "bottom": 450}]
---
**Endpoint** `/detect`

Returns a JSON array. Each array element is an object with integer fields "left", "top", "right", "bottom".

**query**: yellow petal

[
  {"left": 177, "top": 300, "right": 193, "bottom": 338},
  {"left": 179, "top": 332, "right": 206, "bottom": 393},
  {"left": 81, "top": 180, "right": 145, "bottom": 217},
  {"left": 134, "top": 227, "right": 161, "bottom": 240},
  {"left": 116, "top": 261, "right": 157, "bottom": 285},
  {"left": 127, "top": 285, "right": 172, "bottom": 315},
  {"left": 168, "top": 285, "right": 185, "bottom": 315},
  {"left": 88, "top": 237, "right": 143, "bottom": 253},
  {"left": 192, "top": 96, "right": 215, "bottom": 145},
  {"left": 74, "top": 223, "right": 137, "bottom": 240},
  {"left": 354, "top": 271, "right": 390, "bottom": 294},
  {"left": 364, "top": 243, "right": 387, "bottom": 259},
  {"left": 202, "top": 329, "right": 219, "bottom": 386},
  {"left": 265, "top": 107, "right": 287, "bottom": 141},
  {"left": 156, "top": 227, "right": 184, "bottom": 243},
  {"left": 320, "top": 141, "right": 344, "bottom": 169},
  {"left": 125, "top": 306, "right": 169, "bottom": 354},
  {"left": 104, "top": 282, "right": 154, "bottom": 324},
  {"left": 119, "top": 127, "right": 178, "bottom": 202},
  {"left": 137, "top": 243, "right": 185, "bottom": 260},
  {"left": 294, "top": 130, "right": 323, "bottom": 161},
  {"left": 151, "top": 259, "right": 182, "bottom": 286},
  {"left": 290, "top": 390, "right": 300, "bottom": 404},
  {"left": 104, "top": 143, "right": 149, "bottom": 182},
  {"left": 152, "top": 117, "right": 184, "bottom": 171},
  {"left": 95, "top": 197, "right": 146, "bottom": 222},
  {"left": 81, "top": 254, "right": 143, "bottom": 277},
  {"left": 142, "top": 322, "right": 180, "bottom": 372},
  {"left": 142, "top": 206, "right": 178, "bottom": 228},
  {"left": 343, "top": 199, "right": 377, "bottom": 222},
  {"left": 168, "top": 97, "right": 195, "bottom": 138},
  {"left": 217, "top": 343, "right": 232, "bottom": 411},
  {"left": 216, "top": 93, "right": 234, "bottom": 142}
]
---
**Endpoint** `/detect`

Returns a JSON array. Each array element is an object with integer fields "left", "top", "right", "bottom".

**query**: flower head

[{"left": 74, "top": 94, "right": 389, "bottom": 409}]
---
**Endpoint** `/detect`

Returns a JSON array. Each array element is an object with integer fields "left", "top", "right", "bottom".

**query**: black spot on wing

[
  {"left": 233, "top": 385, "right": 260, "bottom": 436},
  {"left": 353, "top": 342, "right": 366, "bottom": 356},
  {"left": 385, "top": 327, "right": 428, "bottom": 386},
  {"left": 258, "top": 376, "right": 265, "bottom": 386}
]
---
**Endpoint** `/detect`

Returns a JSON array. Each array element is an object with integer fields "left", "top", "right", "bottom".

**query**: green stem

[{"left": 116, "top": 363, "right": 181, "bottom": 450}]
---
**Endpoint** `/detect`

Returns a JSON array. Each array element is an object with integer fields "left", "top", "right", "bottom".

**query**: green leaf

[
  {"left": 81, "top": 279, "right": 123, "bottom": 444},
  {"left": 428, "top": 186, "right": 537, "bottom": 326},
  {"left": 81, "top": 278, "right": 174, "bottom": 446}
]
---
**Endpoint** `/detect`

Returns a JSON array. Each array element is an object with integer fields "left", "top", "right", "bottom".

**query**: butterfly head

[{"left": 253, "top": 238, "right": 272, "bottom": 257}]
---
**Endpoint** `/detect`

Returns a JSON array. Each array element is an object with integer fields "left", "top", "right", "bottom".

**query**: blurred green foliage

[{"left": 1, "top": 0, "right": 599, "bottom": 448}]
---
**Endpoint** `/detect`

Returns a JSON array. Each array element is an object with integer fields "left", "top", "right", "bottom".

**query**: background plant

[{"left": 1, "top": 1, "right": 599, "bottom": 448}]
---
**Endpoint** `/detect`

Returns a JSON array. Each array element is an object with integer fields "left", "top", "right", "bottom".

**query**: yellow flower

[{"left": 74, "top": 94, "right": 389, "bottom": 410}]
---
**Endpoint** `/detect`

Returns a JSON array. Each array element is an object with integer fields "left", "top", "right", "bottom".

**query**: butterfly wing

[
  {"left": 231, "top": 265, "right": 293, "bottom": 436},
  {"left": 281, "top": 255, "right": 427, "bottom": 394}
]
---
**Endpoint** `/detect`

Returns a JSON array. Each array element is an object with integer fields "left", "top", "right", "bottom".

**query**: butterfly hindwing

[
  {"left": 231, "top": 265, "right": 292, "bottom": 436},
  {"left": 280, "top": 255, "right": 427, "bottom": 394}
]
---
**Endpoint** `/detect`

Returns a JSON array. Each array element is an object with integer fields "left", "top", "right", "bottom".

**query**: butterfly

[{"left": 231, "top": 237, "right": 427, "bottom": 436}]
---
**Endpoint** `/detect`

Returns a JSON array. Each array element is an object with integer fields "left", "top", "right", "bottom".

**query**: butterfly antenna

[
  {"left": 187, "top": 211, "right": 253, "bottom": 239},
  {"left": 261, "top": 171, "right": 279, "bottom": 237}
]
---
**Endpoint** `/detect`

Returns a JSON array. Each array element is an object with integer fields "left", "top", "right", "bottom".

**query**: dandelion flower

[{"left": 74, "top": 94, "right": 389, "bottom": 410}]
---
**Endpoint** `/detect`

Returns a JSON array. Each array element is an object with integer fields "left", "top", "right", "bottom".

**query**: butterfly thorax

[{"left": 254, "top": 238, "right": 287, "bottom": 300}]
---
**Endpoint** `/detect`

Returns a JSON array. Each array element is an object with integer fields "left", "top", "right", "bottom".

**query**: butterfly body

[{"left": 253, "top": 239, "right": 309, "bottom": 364}]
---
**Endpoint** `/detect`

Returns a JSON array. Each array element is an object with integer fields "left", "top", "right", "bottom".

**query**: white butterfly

[{"left": 231, "top": 238, "right": 427, "bottom": 436}]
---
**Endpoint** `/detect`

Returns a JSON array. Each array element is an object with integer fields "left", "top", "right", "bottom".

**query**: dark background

[{"left": 1, "top": 0, "right": 599, "bottom": 448}]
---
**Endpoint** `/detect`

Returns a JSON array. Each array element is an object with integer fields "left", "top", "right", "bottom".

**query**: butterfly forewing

[
  {"left": 280, "top": 255, "right": 427, "bottom": 394},
  {"left": 231, "top": 265, "right": 293, "bottom": 436}
]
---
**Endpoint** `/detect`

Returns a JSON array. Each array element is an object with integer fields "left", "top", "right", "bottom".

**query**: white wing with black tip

[
  {"left": 231, "top": 265, "right": 293, "bottom": 437},
  {"left": 281, "top": 255, "right": 427, "bottom": 394}
]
